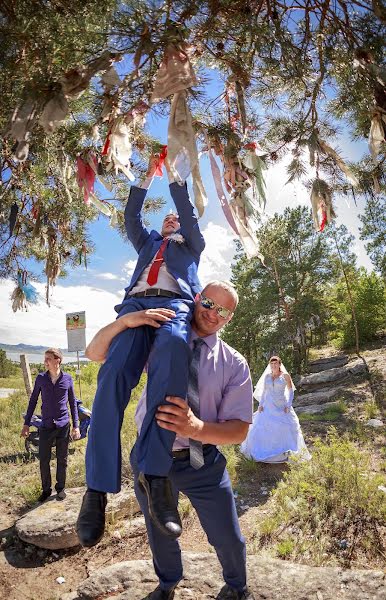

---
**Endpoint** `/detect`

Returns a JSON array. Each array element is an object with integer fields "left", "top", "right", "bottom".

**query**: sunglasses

[{"left": 199, "top": 294, "right": 233, "bottom": 319}]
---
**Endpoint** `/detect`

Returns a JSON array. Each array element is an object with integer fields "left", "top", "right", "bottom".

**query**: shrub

[{"left": 258, "top": 429, "right": 386, "bottom": 566}]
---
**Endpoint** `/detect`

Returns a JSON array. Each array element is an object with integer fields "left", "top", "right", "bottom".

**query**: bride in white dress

[{"left": 241, "top": 356, "right": 311, "bottom": 463}]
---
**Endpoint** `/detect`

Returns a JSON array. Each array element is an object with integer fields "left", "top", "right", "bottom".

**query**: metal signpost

[{"left": 66, "top": 311, "right": 86, "bottom": 400}]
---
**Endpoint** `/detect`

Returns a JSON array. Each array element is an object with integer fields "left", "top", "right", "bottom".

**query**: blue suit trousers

[
  {"left": 130, "top": 442, "right": 247, "bottom": 592},
  {"left": 86, "top": 296, "right": 193, "bottom": 492}
]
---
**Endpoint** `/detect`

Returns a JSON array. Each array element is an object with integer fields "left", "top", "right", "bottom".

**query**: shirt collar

[{"left": 190, "top": 330, "right": 218, "bottom": 351}]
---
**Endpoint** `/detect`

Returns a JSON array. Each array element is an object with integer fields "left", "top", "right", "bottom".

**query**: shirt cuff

[{"left": 139, "top": 175, "right": 154, "bottom": 190}]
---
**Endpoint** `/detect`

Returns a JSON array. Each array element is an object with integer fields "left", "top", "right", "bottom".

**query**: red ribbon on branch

[{"left": 154, "top": 145, "right": 168, "bottom": 177}]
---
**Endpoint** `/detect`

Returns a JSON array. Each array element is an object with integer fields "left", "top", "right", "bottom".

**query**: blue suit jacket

[{"left": 124, "top": 182, "right": 205, "bottom": 301}]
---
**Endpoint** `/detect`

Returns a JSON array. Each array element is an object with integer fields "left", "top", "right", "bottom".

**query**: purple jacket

[{"left": 24, "top": 371, "right": 79, "bottom": 429}]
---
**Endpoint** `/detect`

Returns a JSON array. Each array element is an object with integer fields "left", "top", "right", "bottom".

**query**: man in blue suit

[{"left": 77, "top": 156, "right": 205, "bottom": 548}]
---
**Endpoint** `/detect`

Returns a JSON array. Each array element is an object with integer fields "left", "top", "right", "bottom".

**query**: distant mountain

[{"left": 0, "top": 342, "right": 74, "bottom": 355}]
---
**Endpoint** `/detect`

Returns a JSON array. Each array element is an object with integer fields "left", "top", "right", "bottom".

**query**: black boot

[
  {"left": 138, "top": 473, "right": 182, "bottom": 538},
  {"left": 76, "top": 488, "right": 107, "bottom": 547},
  {"left": 38, "top": 490, "right": 51, "bottom": 503},
  {"left": 146, "top": 584, "right": 177, "bottom": 599},
  {"left": 217, "top": 585, "right": 256, "bottom": 600}
]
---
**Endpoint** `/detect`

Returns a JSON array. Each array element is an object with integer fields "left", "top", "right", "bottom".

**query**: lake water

[{"left": 6, "top": 351, "right": 89, "bottom": 365}]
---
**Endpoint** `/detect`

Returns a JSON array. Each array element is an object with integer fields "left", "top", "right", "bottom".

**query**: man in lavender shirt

[
  {"left": 21, "top": 348, "right": 80, "bottom": 502},
  {"left": 85, "top": 281, "right": 255, "bottom": 600}
]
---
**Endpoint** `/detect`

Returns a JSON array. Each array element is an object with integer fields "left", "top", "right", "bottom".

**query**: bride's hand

[
  {"left": 258, "top": 406, "right": 264, "bottom": 413},
  {"left": 284, "top": 406, "right": 289, "bottom": 413}
]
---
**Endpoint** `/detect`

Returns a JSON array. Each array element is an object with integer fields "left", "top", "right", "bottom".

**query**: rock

[
  {"left": 122, "top": 515, "right": 147, "bottom": 538},
  {"left": 15, "top": 487, "right": 140, "bottom": 550},
  {"left": 298, "top": 359, "right": 367, "bottom": 390},
  {"left": 366, "top": 419, "right": 384, "bottom": 428},
  {"left": 61, "top": 552, "right": 386, "bottom": 600},
  {"left": 295, "top": 401, "right": 342, "bottom": 415},
  {"left": 294, "top": 386, "right": 347, "bottom": 407},
  {"left": 307, "top": 355, "right": 348, "bottom": 373}
]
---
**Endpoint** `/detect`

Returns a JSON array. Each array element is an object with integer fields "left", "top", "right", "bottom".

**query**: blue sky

[{"left": 0, "top": 68, "right": 373, "bottom": 348}]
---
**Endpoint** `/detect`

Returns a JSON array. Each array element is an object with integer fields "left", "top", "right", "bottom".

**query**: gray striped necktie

[{"left": 187, "top": 338, "right": 205, "bottom": 469}]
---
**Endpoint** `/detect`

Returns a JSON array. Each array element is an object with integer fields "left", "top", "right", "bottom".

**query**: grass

[
  {"left": 298, "top": 400, "right": 347, "bottom": 422},
  {"left": 257, "top": 429, "right": 386, "bottom": 567},
  {"left": 0, "top": 366, "right": 144, "bottom": 504}
]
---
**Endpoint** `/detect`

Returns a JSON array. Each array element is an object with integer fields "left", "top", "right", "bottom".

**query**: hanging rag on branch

[
  {"left": 5, "top": 50, "right": 122, "bottom": 162},
  {"left": 203, "top": 131, "right": 238, "bottom": 235},
  {"left": 150, "top": 43, "right": 207, "bottom": 216},
  {"left": 368, "top": 110, "right": 386, "bottom": 159},
  {"left": 226, "top": 154, "right": 265, "bottom": 262},
  {"left": 11, "top": 271, "right": 39, "bottom": 312},
  {"left": 316, "top": 138, "right": 359, "bottom": 187},
  {"left": 151, "top": 44, "right": 198, "bottom": 103},
  {"left": 102, "top": 115, "right": 135, "bottom": 181},
  {"left": 168, "top": 91, "right": 207, "bottom": 216},
  {"left": 310, "top": 178, "right": 335, "bottom": 232},
  {"left": 76, "top": 152, "right": 98, "bottom": 204}
]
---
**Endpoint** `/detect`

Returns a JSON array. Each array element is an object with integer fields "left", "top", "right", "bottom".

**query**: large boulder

[
  {"left": 294, "top": 386, "right": 347, "bottom": 407},
  {"left": 307, "top": 355, "right": 348, "bottom": 373},
  {"left": 295, "top": 400, "right": 342, "bottom": 415},
  {"left": 60, "top": 552, "right": 385, "bottom": 600},
  {"left": 15, "top": 487, "right": 140, "bottom": 550},
  {"left": 298, "top": 359, "right": 367, "bottom": 391}
]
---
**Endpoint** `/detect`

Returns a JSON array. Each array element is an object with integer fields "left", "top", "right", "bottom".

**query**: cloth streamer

[
  {"left": 76, "top": 154, "right": 97, "bottom": 204},
  {"left": 151, "top": 45, "right": 198, "bottom": 103},
  {"left": 369, "top": 113, "right": 386, "bottom": 158},
  {"left": 311, "top": 179, "right": 335, "bottom": 232},
  {"left": 103, "top": 116, "right": 135, "bottom": 181},
  {"left": 204, "top": 132, "right": 238, "bottom": 235},
  {"left": 168, "top": 91, "right": 207, "bottom": 217}
]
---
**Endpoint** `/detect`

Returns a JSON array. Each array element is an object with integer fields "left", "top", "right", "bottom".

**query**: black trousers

[{"left": 39, "top": 423, "right": 70, "bottom": 493}]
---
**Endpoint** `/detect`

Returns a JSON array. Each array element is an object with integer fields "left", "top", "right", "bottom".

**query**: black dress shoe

[
  {"left": 38, "top": 490, "right": 51, "bottom": 503},
  {"left": 217, "top": 584, "right": 255, "bottom": 599},
  {"left": 138, "top": 472, "right": 182, "bottom": 538},
  {"left": 76, "top": 488, "right": 107, "bottom": 547},
  {"left": 146, "top": 584, "right": 176, "bottom": 599}
]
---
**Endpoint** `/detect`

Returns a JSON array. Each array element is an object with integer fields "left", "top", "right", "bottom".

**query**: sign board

[{"left": 66, "top": 311, "right": 86, "bottom": 352}]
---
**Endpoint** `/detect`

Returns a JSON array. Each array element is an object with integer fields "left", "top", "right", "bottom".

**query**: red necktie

[{"left": 146, "top": 238, "right": 168, "bottom": 286}]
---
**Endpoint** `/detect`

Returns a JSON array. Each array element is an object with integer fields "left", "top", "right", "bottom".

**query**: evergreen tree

[
  {"left": 0, "top": 1, "right": 384, "bottom": 306},
  {"left": 359, "top": 195, "right": 386, "bottom": 278}
]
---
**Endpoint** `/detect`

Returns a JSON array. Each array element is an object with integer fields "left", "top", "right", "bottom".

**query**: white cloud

[
  {"left": 96, "top": 272, "right": 120, "bottom": 281},
  {"left": 199, "top": 222, "right": 237, "bottom": 284},
  {"left": 0, "top": 279, "right": 122, "bottom": 347},
  {"left": 123, "top": 259, "right": 137, "bottom": 279}
]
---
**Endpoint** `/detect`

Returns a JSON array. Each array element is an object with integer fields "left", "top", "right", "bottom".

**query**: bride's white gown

[{"left": 240, "top": 374, "right": 311, "bottom": 463}]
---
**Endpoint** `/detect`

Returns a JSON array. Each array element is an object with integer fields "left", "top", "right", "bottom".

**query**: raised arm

[
  {"left": 168, "top": 173, "right": 205, "bottom": 258},
  {"left": 124, "top": 186, "right": 150, "bottom": 253},
  {"left": 85, "top": 308, "right": 176, "bottom": 362}
]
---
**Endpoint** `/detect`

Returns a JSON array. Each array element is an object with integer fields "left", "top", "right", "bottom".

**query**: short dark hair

[{"left": 45, "top": 348, "right": 63, "bottom": 363}]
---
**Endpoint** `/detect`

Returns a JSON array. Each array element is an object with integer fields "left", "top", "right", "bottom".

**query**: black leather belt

[
  {"left": 130, "top": 288, "right": 181, "bottom": 298},
  {"left": 172, "top": 445, "right": 213, "bottom": 460}
]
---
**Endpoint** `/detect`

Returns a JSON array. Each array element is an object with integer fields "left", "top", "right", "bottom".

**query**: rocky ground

[{"left": 0, "top": 344, "right": 385, "bottom": 600}]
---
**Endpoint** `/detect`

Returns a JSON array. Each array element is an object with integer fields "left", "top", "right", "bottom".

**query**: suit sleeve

[
  {"left": 124, "top": 186, "right": 151, "bottom": 253},
  {"left": 67, "top": 377, "right": 79, "bottom": 428},
  {"left": 169, "top": 182, "right": 205, "bottom": 258},
  {"left": 24, "top": 376, "right": 42, "bottom": 426}
]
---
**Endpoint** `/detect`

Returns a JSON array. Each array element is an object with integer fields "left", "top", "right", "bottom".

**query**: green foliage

[
  {"left": 328, "top": 269, "right": 386, "bottom": 349},
  {"left": 359, "top": 196, "right": 386, "bottom": 279},
  {"left": 0, "top": 349, "right": 17, "bottom": 378},
  {"left": 1, "top": 1, "right": 385, "bottom": 301},
  {"left": 258, "top": 430, "right": 386, "bottom": 565},
  {"left": 222, "top": 208, "right": 355, "bottom": 376},
  {"left": 298, "top": 401, "right": 347, "bottom": 423}
]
